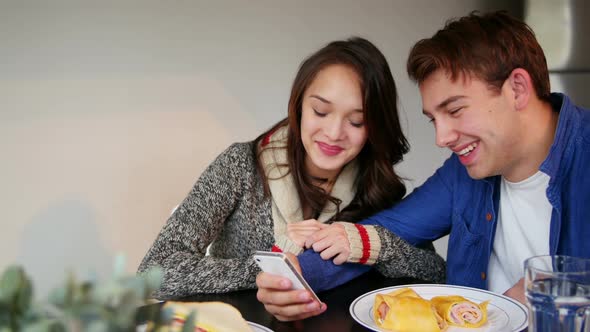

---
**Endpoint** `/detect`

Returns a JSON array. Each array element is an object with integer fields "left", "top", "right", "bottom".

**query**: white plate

[
  {"left": 248, "top": 321, "right": 274, "bottom": 332},
  {"left": 350, "top": 284, "right": 528, "bottom": 332},
  {"left": 137, "top": 321, "right": 273, "bottom": 332}
]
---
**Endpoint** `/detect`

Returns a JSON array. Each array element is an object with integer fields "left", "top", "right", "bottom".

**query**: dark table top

[{"left": 137, "top": 270, "right": 426, "bottom": 332}]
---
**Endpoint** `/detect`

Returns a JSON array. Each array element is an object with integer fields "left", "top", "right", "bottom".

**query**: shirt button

[
  {"left": 485, "top": 213, "right": 492, "bottom": 221},
  {"left": 481, "top": 272, "right": 486, "bottom": 280}
]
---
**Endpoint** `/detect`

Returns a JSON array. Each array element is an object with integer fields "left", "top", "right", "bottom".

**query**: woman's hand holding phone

[{"left": 254, "top": 252, "right": 327, "bottom": 321}]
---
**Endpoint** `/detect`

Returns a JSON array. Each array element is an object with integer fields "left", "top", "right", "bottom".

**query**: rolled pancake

[
  {"left": 383, "top": 287, "right": 420, "bottom": 299},
  {"left": 431, "top": 295, "right": 489, "bottom": 328},
  {"left": 373, "top": 294, "right": 447, "bottom": 332},
  {"left": 162, "top": 301, "right": 252, "bottom": 332}
]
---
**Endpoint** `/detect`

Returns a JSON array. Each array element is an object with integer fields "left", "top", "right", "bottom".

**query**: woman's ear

[{"left": 506, "top": 68, "right": 532, "bottom": 110}]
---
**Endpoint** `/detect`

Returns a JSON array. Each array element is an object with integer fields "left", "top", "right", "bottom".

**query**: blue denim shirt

[{"left": 300, "top": 93, "right": 590, "bottom": 292}]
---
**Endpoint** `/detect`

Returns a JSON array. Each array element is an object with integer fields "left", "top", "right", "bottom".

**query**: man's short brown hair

[{"left": 407, "top": 11, "right": 550, "bottom": 100}]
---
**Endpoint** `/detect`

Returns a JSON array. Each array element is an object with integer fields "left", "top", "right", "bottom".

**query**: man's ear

[{"left": 507, "top": 68, "right": 532, "bottom": 110}]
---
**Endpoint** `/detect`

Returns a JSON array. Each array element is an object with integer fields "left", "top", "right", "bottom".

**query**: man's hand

[
  {"left": 286, "top": 219, "right": 327, "bottom": 248},
  {"left": 304, "top": 222, "right": 351, "bottom": 265},
  {"left": 256, "top": 254, "right": 327, "bottom": 321},
  {"left": 503, "top": 278, "right": 525, "bottom": 304}
]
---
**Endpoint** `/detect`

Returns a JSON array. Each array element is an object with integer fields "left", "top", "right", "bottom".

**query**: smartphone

[{"left": 253, "top": 251, "right": 321, "bottom": 303}]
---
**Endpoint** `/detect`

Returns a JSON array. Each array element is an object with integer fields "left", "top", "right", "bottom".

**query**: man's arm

[
  {"left": 256, "top": 157, "right": 458, "bottom": 321},
  {"left": 299, "top": 249, "right": 371, "bottom": 291},
  {"left": 298, "top": 158, "right": 456, "bottom": 291}
]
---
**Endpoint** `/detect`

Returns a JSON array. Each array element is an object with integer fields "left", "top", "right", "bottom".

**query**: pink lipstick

[{"left": 317, "top": 142, "right": 344, "bottom": 156}]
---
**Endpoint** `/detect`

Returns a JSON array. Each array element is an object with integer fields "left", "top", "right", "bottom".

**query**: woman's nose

[{"left": 324, "top": 119, "right": 344, "bottom": 140}]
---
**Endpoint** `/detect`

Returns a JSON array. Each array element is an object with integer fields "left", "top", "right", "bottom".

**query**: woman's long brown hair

[{"left": 253, "top": 37, "right": 409, "bottom": 222}]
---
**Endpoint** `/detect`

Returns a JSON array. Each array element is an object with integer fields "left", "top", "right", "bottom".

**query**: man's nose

[{"left": 435, "top": 119, "right": 459, "bottom": 148}]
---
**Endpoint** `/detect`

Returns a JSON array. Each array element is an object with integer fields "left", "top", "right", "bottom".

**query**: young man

[{"left": 256, "top": 11, "right": 590, "bottom": 321}]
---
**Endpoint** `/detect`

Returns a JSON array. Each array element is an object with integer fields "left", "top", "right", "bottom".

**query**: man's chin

[{"left": 466, "top": 165, "right": 490, "bottom": 180}]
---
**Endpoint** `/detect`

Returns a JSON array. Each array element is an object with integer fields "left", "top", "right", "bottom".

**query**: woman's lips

[{"left": 317, "top": 142, "right": 344, "bottom": 156}]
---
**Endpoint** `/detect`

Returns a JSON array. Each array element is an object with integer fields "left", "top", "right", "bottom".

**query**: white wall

[{"left": 0, "top": 0, "right": 517, "bottom": 296}]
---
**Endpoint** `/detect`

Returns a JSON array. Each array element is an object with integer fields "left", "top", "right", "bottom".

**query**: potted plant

[{"left": 0, "top": 262, "right": 168, "bottom": 332}]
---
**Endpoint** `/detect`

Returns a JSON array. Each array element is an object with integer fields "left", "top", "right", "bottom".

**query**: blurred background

[{"left": 2, "top": 0, "right": 585, "bottom": 296}]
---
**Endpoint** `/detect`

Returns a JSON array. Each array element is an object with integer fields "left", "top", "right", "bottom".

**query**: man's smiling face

[{"left": 420, "top": 69, "right": 522, "bottom": 180}]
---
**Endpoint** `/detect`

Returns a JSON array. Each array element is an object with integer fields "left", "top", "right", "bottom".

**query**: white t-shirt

[{"left": 487, "top": 171, "right": 552, "bottom": 294}]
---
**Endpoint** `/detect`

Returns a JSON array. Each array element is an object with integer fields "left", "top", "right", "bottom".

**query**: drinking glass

[{"left": 525, "top": 255, "right": 590, "bottom": 332}]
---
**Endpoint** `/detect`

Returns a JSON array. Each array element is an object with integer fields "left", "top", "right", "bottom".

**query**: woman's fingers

[
  {"left": 309, "top": 227, "right": 349, "bottom": 251},
  {"left": 287, "top": 224, "right": 319, "bottom": 246},
  {"left": 303, "top": 224, "right": 351, "bottom": 263},
  {"left": 256, "top": 271, "right": 293, "bottom": 290},
  {"left": 271, "top": 302, "right": 327, "bottom": 321},
  {"left": 256, "top": 271, "right": 327, "bottom": 321},
  {"left": 291, "top": 219, "right": 324, "bottom": 227},
  {"left": 304, "top": 227, "right": 330, "bottom": 248},
  {"left": 287, "top": 220, "right": 340, "bottom": 249},
  {"left": 316, "top": 241, "right": 350, "bottom": 263},
  {"left": 333, "top": 253, "right": 349, "bottom": 265}
]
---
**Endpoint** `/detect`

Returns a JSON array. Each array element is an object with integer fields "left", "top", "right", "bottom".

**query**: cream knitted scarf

[{"left": 259, "top": 126, "right": 359, "bottom": 255}]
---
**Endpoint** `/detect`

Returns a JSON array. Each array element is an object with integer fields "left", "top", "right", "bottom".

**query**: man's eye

[{"left": 450, "top": 107, "right": 464, "bottom": 115}]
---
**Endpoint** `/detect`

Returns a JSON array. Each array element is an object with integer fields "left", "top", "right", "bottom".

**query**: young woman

[{"left": 138, "top": 37, "right": 445, "bottom": 299}]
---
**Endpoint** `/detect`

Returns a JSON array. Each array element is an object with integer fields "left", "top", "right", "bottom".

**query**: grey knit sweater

[{"left": 138, "top": 142, "right": 445, "bottom": 299}]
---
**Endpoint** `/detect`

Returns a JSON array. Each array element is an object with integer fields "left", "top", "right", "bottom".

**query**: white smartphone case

[{"left": 253, "top": 251, "right": 320, "bottom": 302}]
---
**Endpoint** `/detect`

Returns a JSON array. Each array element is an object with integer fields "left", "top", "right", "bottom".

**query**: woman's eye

[
  {"left": 349, "top": 121, "right": 364, "bottom": 128},
  {"left": 313, "top": 109, "right": 326, "bottom": 117}
]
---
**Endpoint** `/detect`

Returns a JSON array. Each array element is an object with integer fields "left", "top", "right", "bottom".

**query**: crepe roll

[
  {"left": 431, "top": 295, "right": 489, "bottom": 328},
  {"left": 162, "top": 301, "right": 253, "bottom": 332},
  {"left": 383, "top": 287, "right": 421, "bottom": 299},
  {"left": 374, "top": 294, "right": 447, "bottom": 332}
]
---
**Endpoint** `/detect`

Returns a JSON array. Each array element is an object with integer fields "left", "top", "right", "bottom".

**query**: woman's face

[{"left": 300, "top": 64, "right": 367, "bottom": 181}]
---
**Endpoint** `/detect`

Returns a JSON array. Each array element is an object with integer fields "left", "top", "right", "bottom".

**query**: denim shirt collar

[{"left": 540, "top": 93, "right": 579, "bottom": 179}]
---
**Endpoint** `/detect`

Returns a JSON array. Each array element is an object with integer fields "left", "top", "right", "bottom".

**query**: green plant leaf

[
  {"left": 158, "top": 307, "right": 175, "bottom": 325},
  {"left": 181, "top": 310, "right": 197, "bottom": 332},
  {"left": 86, "top": 320, "right": 109, "bottom": 332},
  {"left": 1, "top": 261, "right": 167, "bottom": 332},
  {"left": 64, "top": 271, "right": 77, "bottom": 308},
  {"left": 21, "top": 319, "right": 66, "bottom": 332},
  {"left": 16, "top": 274, "right": 34, "bottom": 313},
  {"left": 47, "top": 285, "right": 67, "bottom": 308},
  {"left": 0, "top": 265, "right": 25, "bottom": 301},
  {"left": 142, "top": 268, "right": 163, "bottom": 294}
]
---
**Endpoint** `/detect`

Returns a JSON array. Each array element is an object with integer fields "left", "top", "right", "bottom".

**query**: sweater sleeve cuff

[
  {"left": 337, "top": 222, "right": 381, "bottom": 265},
  {"left": 274, "top": 235, "right": 304, "bottom": 255}
]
